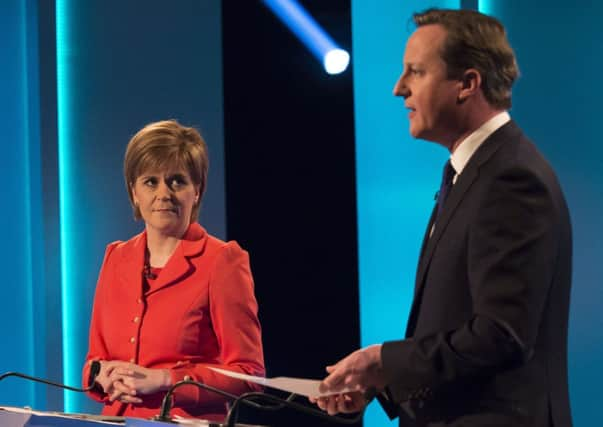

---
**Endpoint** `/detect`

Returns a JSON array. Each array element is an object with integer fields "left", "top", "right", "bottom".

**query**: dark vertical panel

[
  {"left": 38, "top": 0, "right": 64, "bottom": 411},
  {"left": 23, "top": 0, "right": 48, "bottom": 411},
  {"left": 0, "top": 0, "right": 36, "bottom": 408},
  {"left": 460, "top": 0, "right": 478, "bottom": 10},
  {"left": 223, "top": 1, "right": 359, "bottom": 426}
]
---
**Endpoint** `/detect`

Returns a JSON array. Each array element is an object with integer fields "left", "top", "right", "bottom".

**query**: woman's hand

[
  {"left": 107, "top": 362, "right": 172, "bottom": 398},
  {"left": 93, "top": 360, "right": 117, "bottom": 395},
  {"left": 95, "top": 360, "right": 170, "bottom": 404}
]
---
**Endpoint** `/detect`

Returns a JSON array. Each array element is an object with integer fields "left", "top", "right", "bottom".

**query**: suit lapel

[
  {"left": 119, "top": 232, "right": 146, "bottom": 298},
  {"left": 146, "top": 223, "right": 208, "bottom": 294},
  {"left": 407, "top": 121, "right": 521, "bottom": 334},
  {"left": 117, "top": 223, "right": 209, "bottom": 296},
  {"left": 414, "top": 165, "right": 480, "bottom": 294},
  {"left": 416, "top": 203, "right": 438, "bottom": 273}
]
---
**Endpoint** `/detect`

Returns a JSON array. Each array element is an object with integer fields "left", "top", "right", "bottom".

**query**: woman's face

[{"left": 131, "top": 168, "right": 199, "bottom": 238}]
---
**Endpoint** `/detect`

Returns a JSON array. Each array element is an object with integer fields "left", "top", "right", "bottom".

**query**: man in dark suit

[{"left": 313, "top": 9, "right": 573, "bottom": 427}]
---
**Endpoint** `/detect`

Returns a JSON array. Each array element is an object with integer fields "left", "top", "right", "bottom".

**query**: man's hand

[
  {"left": 310, "top": 391, "right": 366, "bottom": 415},
  {"left": 319, "top": 344, "right": 386, "bottom": 394}
]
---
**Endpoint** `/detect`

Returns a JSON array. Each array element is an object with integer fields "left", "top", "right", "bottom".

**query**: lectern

[{"left": 0, "top": 407, "right": 267, "bottom": 427}]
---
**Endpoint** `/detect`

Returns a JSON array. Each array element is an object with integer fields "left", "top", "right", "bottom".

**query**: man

[{"left": 314, "top": 9, "right": 573, "bottom": 427}]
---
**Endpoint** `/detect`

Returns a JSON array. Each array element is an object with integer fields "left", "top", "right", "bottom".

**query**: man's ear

[{"left": 457, "top": 68, "right": 481, "bottom": 104}]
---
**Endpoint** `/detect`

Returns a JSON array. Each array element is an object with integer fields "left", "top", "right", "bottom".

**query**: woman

[{"left": 82, "top": 120, "right": 264, "bottom": 421}]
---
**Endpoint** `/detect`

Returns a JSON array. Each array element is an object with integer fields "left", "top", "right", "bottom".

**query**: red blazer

[{"left": 82, "top": 223, "right": 265, "bottom": 421}]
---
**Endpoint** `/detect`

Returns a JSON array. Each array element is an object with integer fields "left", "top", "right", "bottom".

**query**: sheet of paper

[{"left": 208, "top": 367, "right": 354, "bottom": 397}]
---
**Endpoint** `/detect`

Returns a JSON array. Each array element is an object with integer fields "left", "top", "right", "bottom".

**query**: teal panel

[
  {"left": 352, "top": 1, "right": 459, "bottom": 426},
  {"left": 0, "top": 0, "right": 45, "bottom": 409}
]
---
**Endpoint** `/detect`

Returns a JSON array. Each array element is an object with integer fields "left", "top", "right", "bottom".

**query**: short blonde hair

[{"left": 124, "top": 119, "right": 209, "bottom": 222}]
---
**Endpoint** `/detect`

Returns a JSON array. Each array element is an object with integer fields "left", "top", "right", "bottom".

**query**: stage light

[
  {"left": 262, "top": 0, "right": 350, "bottom": 75},
  {"left": 324, "top": 48, "right": 350, "bottom": 75}
]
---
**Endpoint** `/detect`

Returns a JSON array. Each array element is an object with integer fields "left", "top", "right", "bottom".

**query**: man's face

[{"left": 393, "top": 24, "right": 461, "bottom": 146}]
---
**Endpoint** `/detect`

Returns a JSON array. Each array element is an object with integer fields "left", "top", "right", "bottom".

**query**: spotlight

[
  {"left": 324, "top": 48, "right": 350, "bottom": 75},
  {"left": 262, "top": 0, "right": 350, "bottom": 75}
]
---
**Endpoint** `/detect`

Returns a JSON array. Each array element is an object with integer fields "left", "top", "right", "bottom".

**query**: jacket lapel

[
  {"left": 416, "top": 204, "right": 438, "bottom": 273},
  {"left": 146, "top": 223, "right": 208, "bottom": 294},
  {"left": 414, "top": 165, "right": 480, "bottom": 295},
  {"left": 408, "top": 121, "right": 521, "bottom": 331},
  {"left": 119, "top": 232, "right": 146, "bottom": 298}
]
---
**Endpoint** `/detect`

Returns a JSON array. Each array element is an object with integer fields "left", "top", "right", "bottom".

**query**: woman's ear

[{"left": 131, "top": 184, "right": 139, "bottom": 206}]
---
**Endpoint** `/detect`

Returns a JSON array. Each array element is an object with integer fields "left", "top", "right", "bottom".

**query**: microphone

[
  {"left": 155, "top": 378, "right": 367, "bottom": 426},
  {"left": 0, "top": 360, "right": 101, "bottom": 393},
  {"left": 143, "top": 263, "right": 157, "bottom": 280}
]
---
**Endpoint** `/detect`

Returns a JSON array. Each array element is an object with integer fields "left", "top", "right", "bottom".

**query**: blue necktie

[{"left": 435, "top": 160, "right": 455, "bottom": 220}]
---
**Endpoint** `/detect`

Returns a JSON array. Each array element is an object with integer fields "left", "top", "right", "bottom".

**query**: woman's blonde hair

[{"left": 124, "top": 119, "right": 209, "bottom": 222}]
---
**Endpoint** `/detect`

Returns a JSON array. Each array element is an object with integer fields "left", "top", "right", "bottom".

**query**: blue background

[{"left": 0, "top": 1, "right": 600, "bottom": 426}]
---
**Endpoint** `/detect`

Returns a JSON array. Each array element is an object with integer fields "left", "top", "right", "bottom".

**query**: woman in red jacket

[{"left": 82, "top": 119, "right": 265, "bottom": 421}]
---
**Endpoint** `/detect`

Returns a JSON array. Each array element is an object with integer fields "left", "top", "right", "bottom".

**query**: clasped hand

[
  {"left": 95, "top": 361, "right": 171, "bottom": 404},
  {"left": 310, "top": 344, "right": 385, "bottom": 415}
]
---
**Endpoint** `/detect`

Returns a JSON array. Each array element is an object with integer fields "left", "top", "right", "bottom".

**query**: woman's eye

[
  {"left": 169, "top": 176, "right": 187, "bottom": 187},
  {"left": 143, "top": 178, "right": 157, "bottom": 187}
]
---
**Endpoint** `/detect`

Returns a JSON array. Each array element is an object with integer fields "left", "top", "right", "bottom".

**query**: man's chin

[{"left": 409, "top": 125, "right": 431, "bottom": 141}]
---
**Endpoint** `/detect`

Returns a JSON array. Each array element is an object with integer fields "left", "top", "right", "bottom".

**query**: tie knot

[
  {"left": 442, "top": 160, "right": 455, "bottom": 186},
  {"left": 435, "top": 160, "right": 455, "bottom": 220}
]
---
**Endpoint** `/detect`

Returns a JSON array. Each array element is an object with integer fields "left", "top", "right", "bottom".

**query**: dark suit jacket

[{"left": 378, "top": 121, "right": 573, "bottom": 427}]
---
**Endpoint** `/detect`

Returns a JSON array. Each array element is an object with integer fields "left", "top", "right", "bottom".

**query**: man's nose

[{"left": 393, "top": 75, "right": 409, "bottom": 98}]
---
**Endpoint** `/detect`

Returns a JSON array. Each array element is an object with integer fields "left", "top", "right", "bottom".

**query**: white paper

[{"left": 208, "top": 367, "right": 354, "bottom": 397}]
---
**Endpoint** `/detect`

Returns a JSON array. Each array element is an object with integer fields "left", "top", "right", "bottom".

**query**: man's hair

[
  {"left": 124, "top": 119, "right": 208, "bottom": 222},
  {"left": 414, "top": 8, "right": 519, "bottom": 109}
]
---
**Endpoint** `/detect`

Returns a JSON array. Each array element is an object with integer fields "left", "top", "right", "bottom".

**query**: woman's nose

[{"left": 156, "top": 181, "right": 173, "bottom": 199}]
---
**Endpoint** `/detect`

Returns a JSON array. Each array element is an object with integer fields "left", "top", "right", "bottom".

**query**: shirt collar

[{"left": 450, "top": 111, "right": 510, "bottom": 176}]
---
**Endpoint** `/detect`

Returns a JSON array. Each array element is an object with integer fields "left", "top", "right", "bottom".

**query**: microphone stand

[
  {"left": 155, "top": 380, "right": 247, "bottom": 423},
  {"left": 0, "top": 361, "right": 101, "bottom": 393}
]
